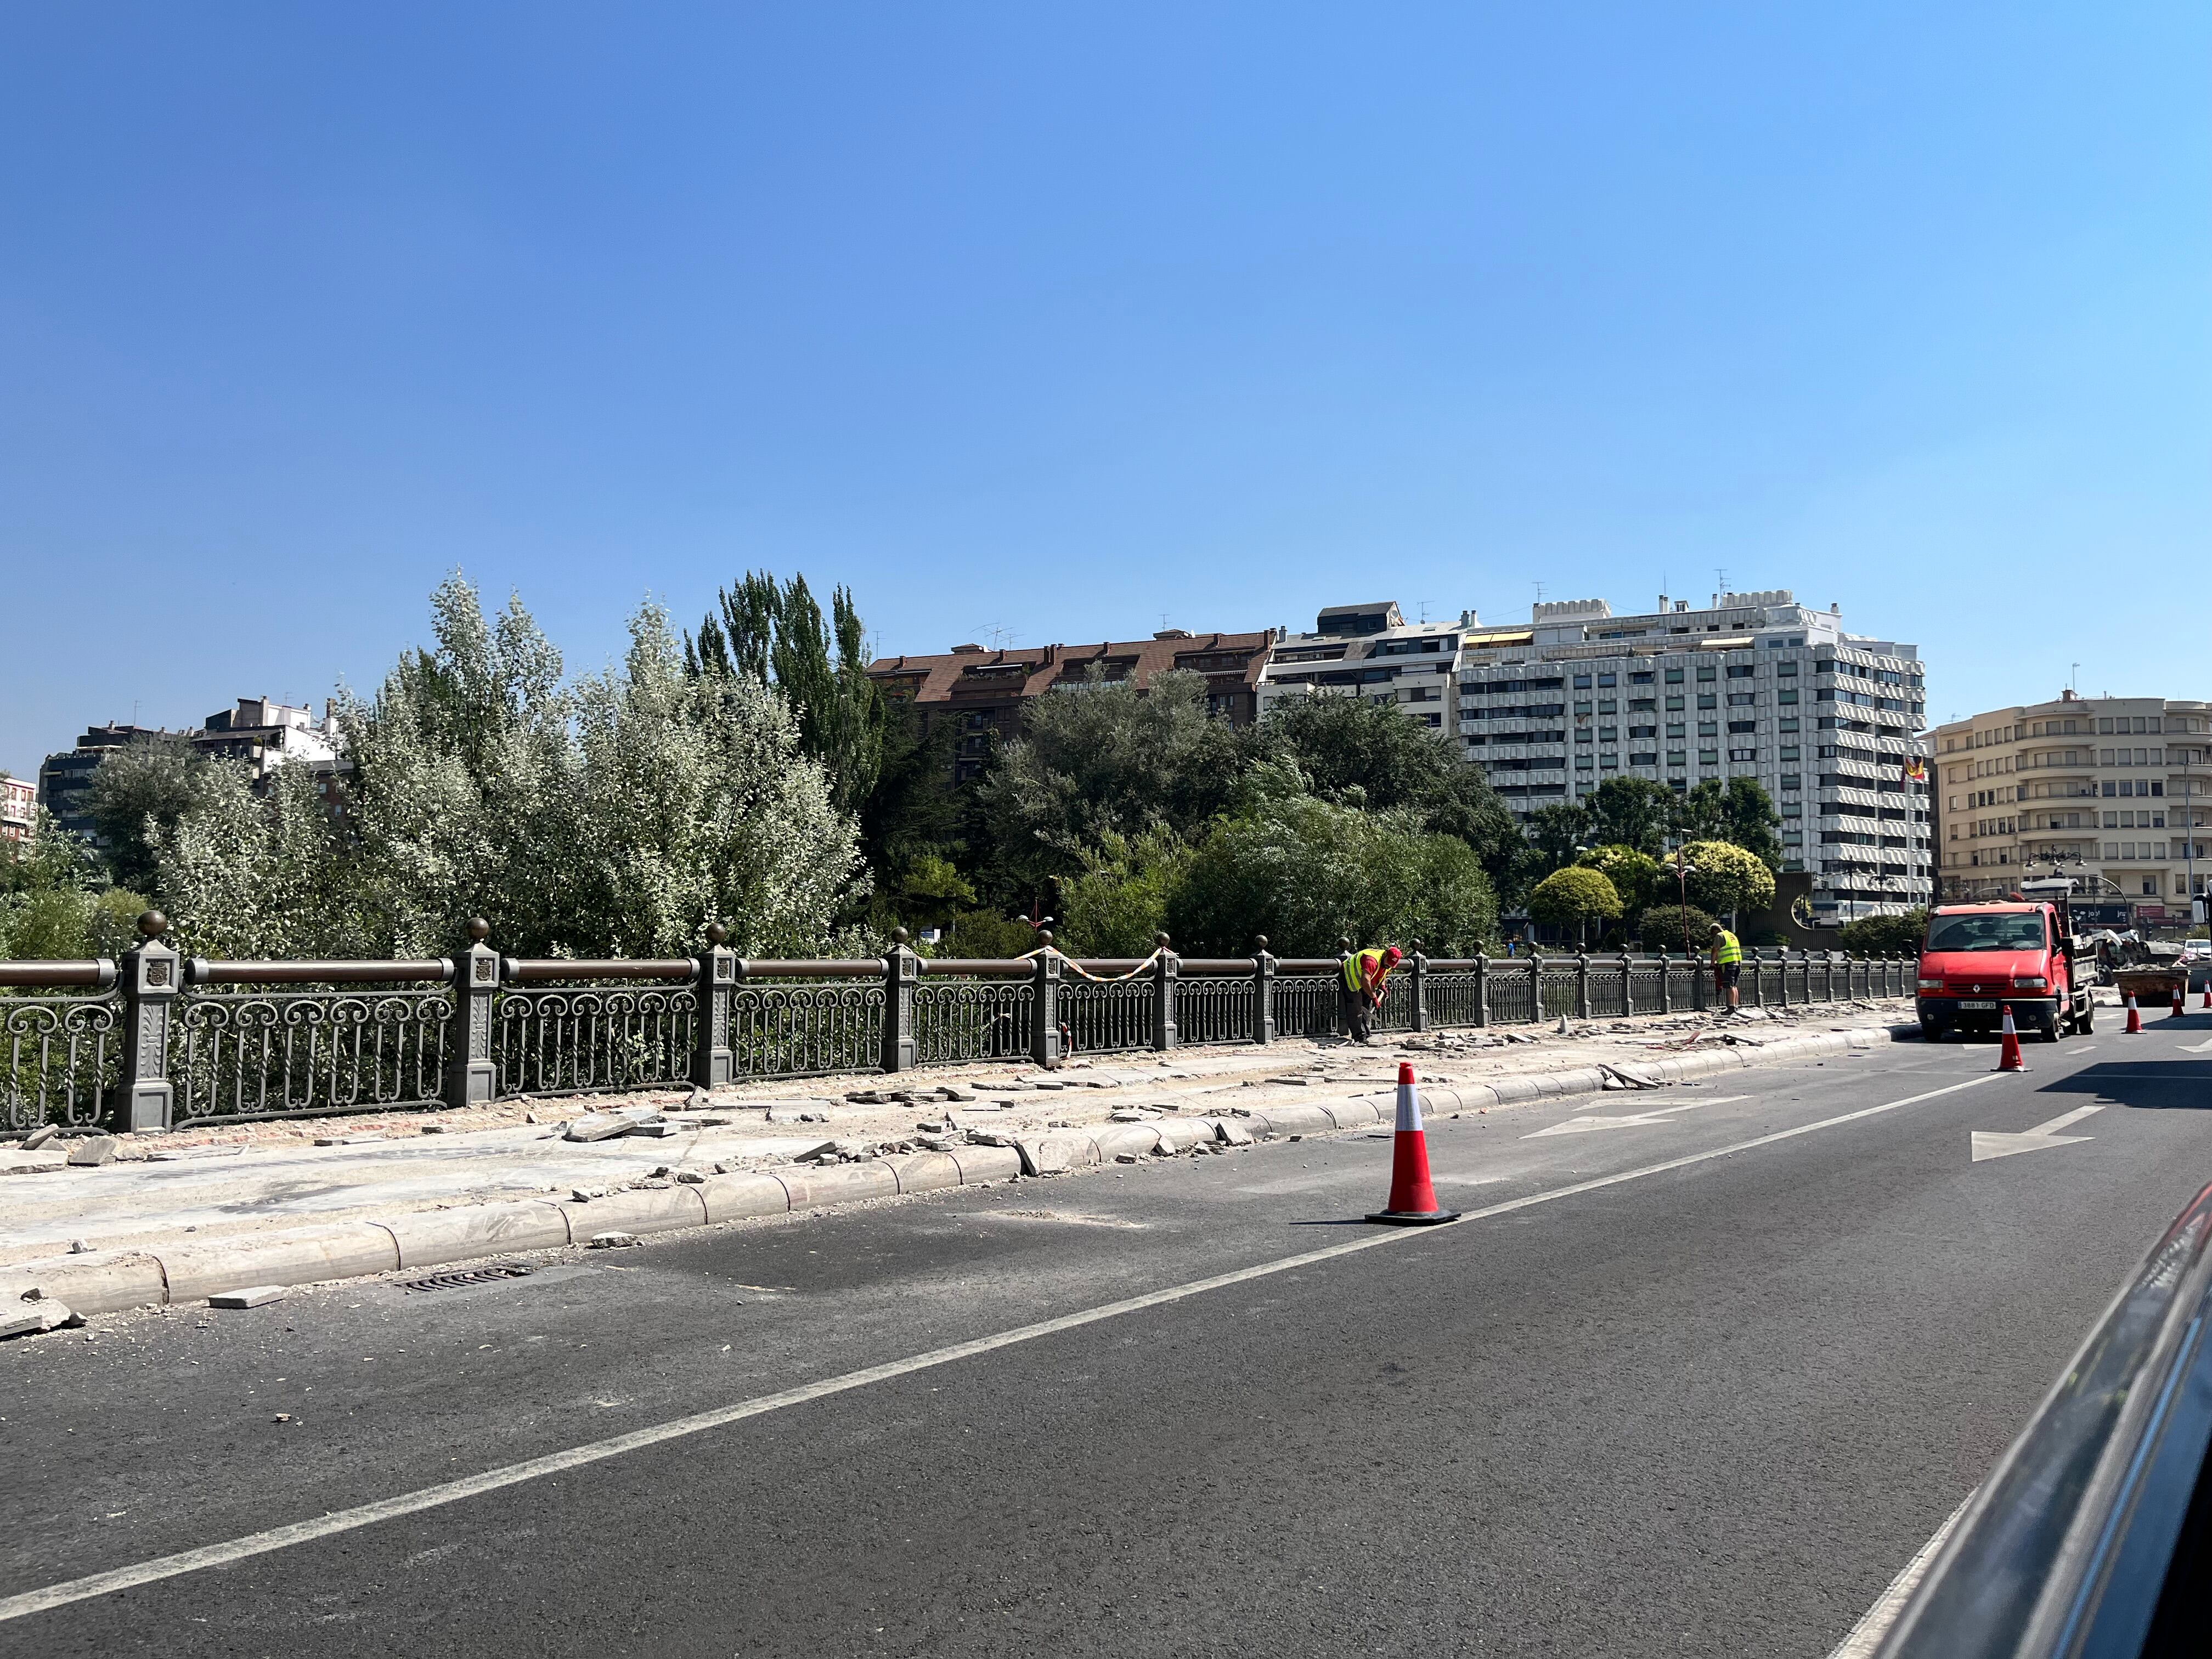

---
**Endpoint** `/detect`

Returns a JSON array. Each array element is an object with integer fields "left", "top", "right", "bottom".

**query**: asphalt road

[{"left": 8, "top": 1019, "right": 2212, "bottom": 1657}]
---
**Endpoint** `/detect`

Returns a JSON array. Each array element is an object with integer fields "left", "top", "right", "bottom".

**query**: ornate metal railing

[
  {"left": 1176, "top": 974, "right": 1255, "bottom": 1046},
  {"left": 494, "top": 961, "right": 698, "bottom": 1098},
  {"left": 2, "top": 914, "right": 1921, "bottom": 1133},
  {"left": 1, "top": 962, "right": 121, "bottom": 1133}
]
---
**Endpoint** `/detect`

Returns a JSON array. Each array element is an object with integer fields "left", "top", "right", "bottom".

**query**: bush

[
  {"left": 1527, "top": 866, "right": 1623, "bottom": 936},
  {"left": 1635, "top": 902, "right": 1720, "bottom": 955},
  {"left": 1576, "top": 844, "right": 1662, "bottom": 915},
  {"left": 1680, "top": 839, "right": 1776, "bottom": 921},
  {"left": 1839, "top": 908, "right": 1927, "bottom": 955}
]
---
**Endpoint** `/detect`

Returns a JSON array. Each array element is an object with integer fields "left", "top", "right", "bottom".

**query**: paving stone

[
  {"left": 207, "top": 1285, "right": 286, "bottom": 1310},
  {"left": 588, "top": 1231, "right": 641, "bottom": 1249},
  {"left": 563, "top": 1115, "right": 635, "bottom": 1143},
  {"left": 66, "top": 1137, "right": 118, "bottom": 1167},
  {"left": 22, "top": 1124, "right": 58, "bottom": 1150}
]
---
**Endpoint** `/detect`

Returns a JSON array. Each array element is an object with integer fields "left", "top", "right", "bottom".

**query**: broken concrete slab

[
  {"left": 207, "top": 1285, "right": 287, "bottom": 1309},
  {"left": 22, "top": 1124, "right": 58, "bottom": 1150},
  {"left": 66, "top": 1136, "right": 119, "bottom": 1167},
  {"left": 588, "top": 1231, "right": 641, "bottom": 1249}
]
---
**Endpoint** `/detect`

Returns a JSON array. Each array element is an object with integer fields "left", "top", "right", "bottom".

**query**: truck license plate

[{"left": 1959, "top": 1000, "right": 1997, "bottom": 1011}]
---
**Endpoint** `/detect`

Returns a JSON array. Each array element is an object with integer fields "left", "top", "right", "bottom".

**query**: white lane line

[
  {"left": 0, "top": 1071, "right": 2002, "bottom": 1627},
  {"left": 1826, "top": 1489, "right": 1976, "bottom": 1658}
]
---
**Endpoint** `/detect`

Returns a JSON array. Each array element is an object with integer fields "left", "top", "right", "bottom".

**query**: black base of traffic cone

[{"left": 1365, "top": 1207, "right": 1462, "bottom": 1226}]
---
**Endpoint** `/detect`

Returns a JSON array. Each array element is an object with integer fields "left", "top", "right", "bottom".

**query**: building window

[
  {"left": 1573, "top": 674, "right": 1592, "bottom": 689},
  {"left": 1699, "top": 750, "right": 1719, "bottom": 765},
  {"left": 1664, "top": 668, "right": 1685, "bottom": 684},
  {"left": 1597, "top": 673, "right": 1617, "bottom": 687},
  {"left": 1630, "top": 751, "right": 1658, "bottom": 766},
  {"left": 1666, "top": 750, "right": 1686, "bottom": 766},
  {"left": 1630, "top": 670, "right": 1654, "bottom": 684}
]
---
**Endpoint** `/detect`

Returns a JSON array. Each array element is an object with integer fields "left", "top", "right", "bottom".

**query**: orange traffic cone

[
  {"left": 1995, "top": 1008, "right": 2026, "bottom": 1072},
  {"left": 2200, "top": 981, "right": 2209, "bottom": 1010},
  {"left": 2125, "top": 995, "right": 2142, "bottom": 1034},
  {"left": 2173, "top": 985, "right": 2187, "bottom": 1019},
  {"left": 1366, "top": 1062, "right": 1460, "bottom": 1226}
]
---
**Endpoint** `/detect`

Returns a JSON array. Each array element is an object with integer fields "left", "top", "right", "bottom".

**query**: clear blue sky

[{"left": 3, "top": 4, "right": 2206, "bottom": 780}]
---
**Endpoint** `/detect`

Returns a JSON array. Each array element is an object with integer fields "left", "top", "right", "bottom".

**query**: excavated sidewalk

[{"left": 0, "top": 999, "right": 1915, "bottom": 1324}]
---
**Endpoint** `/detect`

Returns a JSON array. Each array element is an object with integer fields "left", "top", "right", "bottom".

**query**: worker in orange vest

[{"left": 1341, "top": 944, "right": 1404, "bottom": 1045}]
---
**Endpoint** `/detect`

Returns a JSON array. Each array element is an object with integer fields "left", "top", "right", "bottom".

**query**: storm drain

[{"left": 398, "top": 1262, "right": 537, "bottom": 1294}]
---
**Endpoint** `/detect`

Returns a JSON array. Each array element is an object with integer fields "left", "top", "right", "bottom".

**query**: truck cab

[{"left": 1915, "top": 894, "right": 2093, "bottom": 1042}]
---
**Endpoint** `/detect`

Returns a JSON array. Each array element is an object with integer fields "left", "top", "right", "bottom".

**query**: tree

[
  {"left": 976, "top": 667, "right": 1246, "bottom": 905},
  {"left": 1526, "top": 866, "right": 1622, "bottom": 944},
  {"left": 1262, "top": 694, "right": 1525, "bottom": 893},
  {"left": 689, "top": 572, "right": 884, "bottom": 815},
  {"left": 1840, "top": 908, "right": 1927, "bottom": 955},
  {"left": 82, "top": 735, "right": 223, "bottom": 894},
  {"left": 1522, "top": 801, "right": 1592, "bottom": 877},
  {"left": 1635, "top": 902, "right": 1720, "bottom": 954},
  {"left": 0, "top": 809, "right": 146, "bottom": 960},
  {"left": 1577, "top": 844, "right": 1662, "bottom": 915},
  {"left": 1056, "top": 826, "right": 1194, "bottom": 956},
  {"left": 1680, "top": 839, "right": 1776, "bottom": 923},
  {"left": 1167, "top": 792, "right": 1497, "bottom": 957},
  {"left": 1585, "top": 777, "right": 1675, "bottom": 857},
  {"left": 1674, "top": 777, "right": 1784, "bottom": 871}
]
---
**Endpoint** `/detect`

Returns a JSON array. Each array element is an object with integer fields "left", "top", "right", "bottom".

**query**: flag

[{"left": 1902, "top": 756, "right": 1927, "bottom": 783}]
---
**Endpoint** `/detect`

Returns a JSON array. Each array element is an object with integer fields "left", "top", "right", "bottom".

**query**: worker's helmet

[
  {"left": 1708, "top": 923, "right": 1724, "bottom": 936},
  {"left": 1383, "top": 945, "right": 1404, "bottom": 963}
]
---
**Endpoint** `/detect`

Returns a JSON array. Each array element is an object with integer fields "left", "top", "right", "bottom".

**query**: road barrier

[{"left": 2, "top": 913, "right": 1916, "bottom": 1133}]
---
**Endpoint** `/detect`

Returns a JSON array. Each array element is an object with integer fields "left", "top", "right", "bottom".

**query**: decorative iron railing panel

[
  {"left": 723, "top": 981, "right": 881, "bottom": 1080},
  {"left": 1666, "top": 961, "right": 1703, "bottom": 1011},
  {"left": 1627, "top": 961, "right": 1666, "bottom": 1015},
  {"left": 1176, "top": 977, "right": 1254, "bottom": 1046},
  {"left": 174, "top": 990, "right": 450, "bottom": 1122},
  {"left": 1059, "top": 978, "right": 1155, "bottom": 1054},
  {"left": 1426, "top": 970, "right": 1482, "bottom": 1027},
  {"left": 2, "top": 994, "right": 121, "bottom": 1132},
  {"left": 1487, "top": 963, "right": 1538, "bottom": 1024},
  {"left": 912, "top": 979, "right": 1030, "bottom": 1066},
  {"left": 1588, "top": 964, "right": 1629, "bottom": 1019},
  {"left": 494, "top": 986, "right": 695, "bottom": 1098},
  {"left": 1373, "top": 974, "right": 1416, "bottom": 1032},
  {"left": 1273, "top": 972, "right": 1340, "bottom": 1039},
  {"left": 1538, "top": 964, "right": 1581, "bottom": 1020}
]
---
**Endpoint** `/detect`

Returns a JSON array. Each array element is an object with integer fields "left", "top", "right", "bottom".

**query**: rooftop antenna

[
  {"left": 1417, "top": 598, "right": 1431, "bottom": 623},
  {"left": 1159, "top": 612, "right": 1170, "bottom": 632},
  {"left": 1532, "top": 582, "right": 1547, "bottom": 607},
  {"left": 1714, "top": 568, "right": 1729, "bottom": 597},
  {"left": 2070, "top": 662, "right": 2080, "bottom": 694}
]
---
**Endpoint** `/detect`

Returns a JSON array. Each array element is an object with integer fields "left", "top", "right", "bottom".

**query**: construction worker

[
  {"left": 1341, "top": 944, "right": 1404, "bottom": 1045},
  {"left": 1709, "top": 922, "right": 1742, "bottom": 1012}
]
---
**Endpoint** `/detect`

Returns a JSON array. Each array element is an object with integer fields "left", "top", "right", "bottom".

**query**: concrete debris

[
  {"left": 419, "top": 1124, "right": 448, "bottom": 1134},
  {"left": 672, "top": 1170, "right": 706, "bottom": 1185},
  {"left": 1266, "top": 1076, "right": 1312, "bottom": 1087},
  {"left": 964, "top": 1130, "right": 1020, "bottom": 1148},
  {"left": 1106, "top": 1108, "right": 1156, "bottom": 1122},
  {"left": 22, "top": 1124, "right": 58, "bottom": 1150},
  {"left": 625, "top": 1122, "right": 681, "bottom": 1138},
  {"left": 632, "top": 1177, "right": 672, "bottom": 1189},
  {"left": 68, "top": 1238, "right": 93, "bottom": 1254},
  {"left": 313, "top": 1133, "right": 386, "bottom": 1147},
  {"left": 67, "top": 1136, "right": 120, "bottom": 1167},
  {"left": 789, "top": 1141, "right": 845, "bottom": 1164},
  {"left": 1114, "top": 1153, "right": 1139, "bottom": 1164},
  {"left": 1217, "top": 1122, "right": 1255, "bottom": 1147},
  {"left": 685, "top": 1087, "right": 714, "bottom": 1107},
  {"left": 913, "top": 1134, "right": 956, "bottom": 1152},
  {"left": 915, "top": 1120, "right": 945, "bottom": 1134},
  {"left": 0, "top": 1301, "right": 79, "bottom": 1339},
  {"left": 563, "top": 1114, "right": 638, "bottom": 1142},
  {"left": 588, "top": 1231, "right": 641, "bottom": 1249},
  {"left": 208, "top": 1285, "right": 287, "bottom": 1310},
  {"left": 936, "top": 1086, "right": 975, "bottom": 1101},
  {"left": 570, "top": 1186, "right": 611, "bottom": 1201},
  {"left": 1599, "top": 1063, "right": 1663, "bottom": 1091}
]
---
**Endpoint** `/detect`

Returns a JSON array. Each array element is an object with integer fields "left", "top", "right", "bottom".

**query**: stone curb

[{"left": 0, "top": 1024, "right": 1913, "bottom": 1319}]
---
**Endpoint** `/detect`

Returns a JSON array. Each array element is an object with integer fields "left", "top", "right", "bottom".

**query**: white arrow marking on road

[
  {"left": 1523, "top": 1096, "right": 1748, "bottom": 1138},
  {"left": 2176, "top": 1036, "right": 2212, "bottom": 1053},
  {"left": 1970, "top": 1104, "right": 2103, "bottom": 1163}
]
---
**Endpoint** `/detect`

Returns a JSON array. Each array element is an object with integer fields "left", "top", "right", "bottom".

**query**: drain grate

[{"left": 398, "top": 1262, "right": 536, "bottom": 1294}]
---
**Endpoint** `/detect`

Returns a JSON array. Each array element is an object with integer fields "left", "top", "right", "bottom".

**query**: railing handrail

[
  {"left": 503, "top": 958, "right": 698, "bottom": 983},
  {"left": 185, "top": 958, "right": 452, "bottom": 985},
  {"left": 0, "top": 959, "right": 116, "bottom": 989},
  {"left": 918, "top": 959, "right": 1037, "bottom": 977},
  {"left": 737, "top": 959, "right": 884, "bottom": 978},
  {"left": 1882, "top": 1180, "right": 2212, "bottom": 1656}
]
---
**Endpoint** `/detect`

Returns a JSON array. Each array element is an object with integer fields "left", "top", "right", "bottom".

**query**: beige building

[{"left": 1933, "top": 691, "right": 2212, "bottom": 923}]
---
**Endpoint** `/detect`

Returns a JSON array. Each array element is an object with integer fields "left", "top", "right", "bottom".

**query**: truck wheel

[
  {"left": 2035, "top": 1012, "right": 2061, "bottom": 1043},
  {"left": 1918, "top": 1018, "right": 1945, "bottom": 1042},
  {"left": 2077, "top": 999, "right": 2095, "bottom": 1035}
]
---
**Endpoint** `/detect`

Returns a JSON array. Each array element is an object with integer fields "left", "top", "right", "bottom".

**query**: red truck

[{"left": 1915, "top": 883, "right": 2095, "bottom": 1043}]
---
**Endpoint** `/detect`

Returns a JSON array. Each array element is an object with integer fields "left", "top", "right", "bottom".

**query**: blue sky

[{"left": 3, "top": 4, "right": 2206, "bottom": 779}]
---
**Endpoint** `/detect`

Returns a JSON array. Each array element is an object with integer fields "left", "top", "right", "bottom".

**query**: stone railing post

[
  {"left": 1575, "top": 952, "right": 1592, "bottom": 1020},
  {"left": 1409, "top": 940, "right": 1429, "bottom": 1031},
  {"left": 1475, "top": 950, "right": 1490, "bottom": 1026},
  {"left": 1691, "top": 946, "right": 1708, "bottom": 1013},
  {"left": 1153, "top": 932, "right": 1179, "bottom": 1051},
  {"left": 1658, "top": 951, "right": 1673, "bottom": 1013},
  {"left": 691, "top": 922, "right": 736, "bottom": 1089},
  {"left": 1031, "top": 933, "right": 1064, "bottom": 1068},
  {"left": 1251, "top": 936, "right": 1276, "bottom": 1045},
  {"left": 1618, "top": 951, "right": 1634, "bottom": 1015},
  {"left": 881, "top": 929, "right": 919, "bottom": 1073},
  {"left": 117, "top": 910, "right": 180, "bottom": 1132},
  {"left": 1336, "top": 938, "right": 1354, "bottom": 1036},
  {"left": 444, "top": 917, "right": 500, "bottom": 1110}
]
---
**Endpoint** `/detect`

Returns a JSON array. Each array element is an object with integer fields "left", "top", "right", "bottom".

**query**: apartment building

[
  {"left": 1255, "top": 602, "right": 1475, "bottom": 738},
  {"left": 1455, "top": 590, "right": 1933, "bottom": 920},
  {"left": 1932, "top": 692, "right": 2212, "bottom": 924},
  {"left": 867, "top": 629, "right": 1273, "bottom": 782},
  {"left": 1, "top": 773, "right": 34, "bottom": 844}
]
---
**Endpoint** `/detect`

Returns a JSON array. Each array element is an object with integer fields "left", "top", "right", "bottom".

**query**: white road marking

[
  {"left": 1970, "top": 1104, "right": 2104, "bottom": 1163},
  {"left": 1825, "top": 1490, "right": 1976, "bottom": 1658},
  {"left": 0, "top": 1071, "right": 2001, "bottom": 1627},
  {"left": 2176, "top": 1036, "right": 2212, "bottom": 1053},
  {"left": 1521, "top": 1094, "right": 1749, "bottom": 1138}
]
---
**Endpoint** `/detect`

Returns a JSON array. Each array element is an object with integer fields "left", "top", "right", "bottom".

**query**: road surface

[{"left": 7, "top": 1023, "right": 2211, "bottom": 1656}]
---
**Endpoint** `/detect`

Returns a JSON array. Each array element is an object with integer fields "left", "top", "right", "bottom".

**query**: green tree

[
  {"left": 977, "top": 667, "right": 1247, "bottom": 905},
  {"left": 1522, "top": 800, "right": 1592, "bottom": 877},
  {"left": 1839, "top": 908, "right": 1927, "bottom": 955},
  {"left": 689, "top": 572, "right": 884, "bottom": 815},
  {"left": 1577, "top": 844, "right": 1662, "bottom": 915},
  {"left": 1674, "top": 777, "right": 1784, "bottom": 871},
  {"left": 83, "top": 735, "right": 223, "bottom": 894},
  {"left": 855, "top": 697, "right": 968, "bottom": 934},
  {"left": 1526, "top": 866, "right": 1623, "bottom": 945},
  {"left": 1680, "top": 839, "right": 1776, "bottom": 923},
  {"left": 1167, "top": 792, "right": 1497, "bottom": 957},
  {"left": 1585, "top": 777, "right": 1676, "bottom": 857},
  {"left": 1057, "top": 826, "right": 1194, "bottom": 956},
  {"left": 1635, "top": 901, "right": 1721, "bottom": 954}
]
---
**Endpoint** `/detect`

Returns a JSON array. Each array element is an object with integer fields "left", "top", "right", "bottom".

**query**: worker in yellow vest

[
  {"left": 1341, "top": 944, "right": 1403, "bottom": 1045},
  {"left": 1709, "top": 923, "right": 1742, "bottom": 1012}
]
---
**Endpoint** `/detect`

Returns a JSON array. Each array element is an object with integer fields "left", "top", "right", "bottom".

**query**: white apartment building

[
  {"left": 1454, "top": 590, "right": 1933, "bottom": 920},
  {"left": 1932, "top": 692, "right": 2212, "bottom": 925},
  {"left": 1256, "top": 602, "right": 1475, "bottom": 738}
]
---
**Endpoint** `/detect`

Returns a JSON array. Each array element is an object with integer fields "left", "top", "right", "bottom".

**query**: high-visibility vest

[
  {"left": 1713, "top": 930, "right": 1742, "bottom": 966},
  {"left": 1345, "top": 949, "right": 1390, "bottom": 993}
]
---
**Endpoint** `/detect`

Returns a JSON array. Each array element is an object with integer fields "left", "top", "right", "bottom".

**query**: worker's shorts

[{"left": 1720, "top": 963, "right": 1741, "bottom": 988}]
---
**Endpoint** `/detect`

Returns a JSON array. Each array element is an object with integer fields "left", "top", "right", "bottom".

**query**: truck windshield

[{"left": 1926, "top": 913, "right": 2046, "bottom": 953}]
